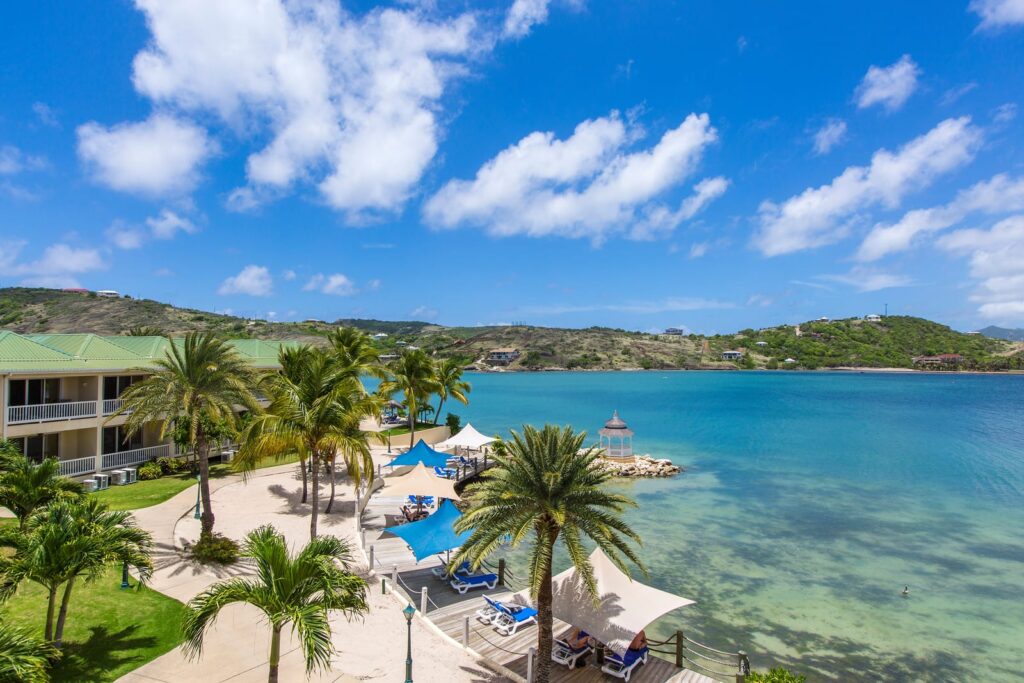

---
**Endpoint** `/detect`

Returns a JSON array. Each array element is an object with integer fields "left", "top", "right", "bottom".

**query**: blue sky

[{"left": 2, "top": 0, "right": 1024, "bottom": 333}]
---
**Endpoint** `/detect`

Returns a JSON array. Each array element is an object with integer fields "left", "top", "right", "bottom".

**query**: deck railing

[
  {"left": 8, "top": 401, "right": 98, "bottom": 425},
  {"left": 101, "top": 443, "right": 171, "bottom": 470},
  {"left": 59, "top": 455, "right": 99, "bottom": 478},
  {"left": 102, "top": 398, "right": 131, "bottom": 416}
]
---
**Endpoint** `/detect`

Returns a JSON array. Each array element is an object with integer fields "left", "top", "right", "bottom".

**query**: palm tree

[
  {"left": 0, "top": 498, "right": 153, "bottom": 646},
  {"left": 238, "top": 348, "right": 380, "bottom": 540},
  {"left": 182, "top": 525, "right": 368, "bottom": 683},
  {"left": 452, "top": 425, "right": 644, "bottom": 683},
  {"left": 0, "top": 620, "right": 57, "bottom": 683},
  {"left": 328, "top": 327, "right": 385, "bottom": 388},
  {"left": 126, "top": 325, "right": 166, "bottom": 336},
  {"left": 380, "top": 349, "right": 440, "bottom": 447},
  {"left": 112, "top": 332, "right": 260, "bottom": 535},
  {"left": 0, "top": 446, "right": 83, "bottom": 530},
  {"left": 432, "top": 358, "right": 471, "bottom": 424}
]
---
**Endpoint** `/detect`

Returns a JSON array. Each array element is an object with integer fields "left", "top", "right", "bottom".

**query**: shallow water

[{"left": 452, "top": 371, "right": 1024, "bottom": 682}]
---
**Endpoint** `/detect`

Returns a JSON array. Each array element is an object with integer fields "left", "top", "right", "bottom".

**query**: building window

[
  {"left": 12, "top": 434, "right": 59, "bottom": 463},
  {"left": 7, "top": 378, "right": 60, "bottom": 406},
  {"left": 103, "top": 375, "right": 143, "bottom": 401},
  {"left": 102, "top": 426, "right": 143, "bottom": 454}
]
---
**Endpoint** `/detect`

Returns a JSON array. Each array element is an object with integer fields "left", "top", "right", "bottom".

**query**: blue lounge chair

[
  {"left": 449, "top": 572, "right": 498, "bottom": 594},
  {"left": 408, "top": 495, "right": 434, "bottom": 506},
  {"left": 475, "top": 595, "right": 506, "bottom": 624},
  {"left": 431, "top": 560, "right": 470, "bottom": 579},
  {"left": 552, "top": 630, "right": 592, "bottom": 668},
  {"left": 601, "top": 646, "right": 649, "bottom": 682},
  {"left": 492, "top": 601, "right": 539, "bottom": 637},
  {"left": 433, "top": 466, "right": 456, "bottom": 479}
]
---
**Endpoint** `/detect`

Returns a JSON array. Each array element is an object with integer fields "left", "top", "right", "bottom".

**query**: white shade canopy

[
  {"left": 379, "top": 462, "right": 461, "bottom": 501},
  {"left": 436, "top": 423, "right": 496, "bottom": 451},
  {"left": 511, "top": 548, "right": 694, "bottom": 656}
]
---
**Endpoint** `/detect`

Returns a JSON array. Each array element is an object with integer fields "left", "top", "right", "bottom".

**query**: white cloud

[
  {"left": 0, "top": 145, "right": 47, "bottom": 175},
  {"left": 993, "top": 102, "right": 1017, "bottom": 123},
  {"left": 857, "top": 174, "right": 1024, "bottom": 261},
  {"left": 77, "top": 114, "right": 213, "bottom": 196},
  {"left": 106, "top": 223, "right": 146, "bottom": 250},
  {"left": 939, "top": 215, "right": 1024, "bottom": 320},
  {"left": 812, "top": 119, "right": 847, "bottom": 155},
  {"left": 410, "top": 305, "right": 438, "bottom": 319},
  {"left": 282, "top": 269, "right": 297, "bottom": 281},
  {"left": 425, "top": 111, "right": 721, "bottom": 242},
  {"left": 32, "top": 102, "right": 60, "bottom": 128},
  {"left": 146, "top": 209, "right": 197, "bottom": 239},
  {"left": 218, "top": 265, "right": 273, "bottom": 296},
  {"left": 970, "top": 0, "right": 1024, "bottom": 29},
  {"left": 504, "top": 0, "right": 551, "bottom": 38},
  {"left": 366, "top": 278, "right": 382, "bottom": 291},
  {"left": 631, "top": 176, "right": 730, "bottom": 240},
  {"left": 747, "top": 294, "right": 773, "bottom": 307},
  {"left": 303, "top": 273, "right": 356, "bottom": 296},
  {"left": 820, "top": 267, "right": 914, "bottom": 292},
  {"left": 941, "top": 82, "right": 978, "bottom": 106},
  {"left": 753, "top": 117, "right": 982, "bottom": 256},
  {"left": 855, "top": 55, "right": 920, "bottom": 112},
  {"left": 689, "top": 241, "right": 711, "bottom": 259},
  {"left": 124, "top": 0, "right": 476, "bottom": 215},
  {"left": 0, "top": 241, "right": 107, "bottom": 288}
]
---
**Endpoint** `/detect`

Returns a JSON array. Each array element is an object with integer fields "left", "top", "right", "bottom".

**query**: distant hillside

[
  {"left": 979, "top": 325, "right": 1024, "bottom": 342},
  {"left": 1, "top": 287, "right": 1022, "bottom": 372}
]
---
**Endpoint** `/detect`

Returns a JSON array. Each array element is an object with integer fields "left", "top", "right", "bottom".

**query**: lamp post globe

[
  {"left": 194, "top": 473, "right": 202, "bottom": 519},
  {"left": 403, "top": 603, "right": 416, "bottom": 683}
]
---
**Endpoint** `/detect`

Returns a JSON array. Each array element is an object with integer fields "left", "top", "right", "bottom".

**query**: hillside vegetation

[{"left": 1, "top": 287, "right": 1021, "bottom": 371}]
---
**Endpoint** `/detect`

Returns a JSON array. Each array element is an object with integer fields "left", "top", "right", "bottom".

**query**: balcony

[
  {"left": 100, "top": 443, "right": 172, "bottom": 471},
  {"left": 8, "top": 401, "right": 98, "bottom": 425},
  {"left": 58, "top": 456, "right": 99, "bottom": 478},
  {"left": 102, "top": 398, "right": 131, "bottom": 416}
]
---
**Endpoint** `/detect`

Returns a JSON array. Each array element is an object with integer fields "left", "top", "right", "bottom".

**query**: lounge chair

[
  {"left": 431, "top": 560, "right": 470, "bottom": 579},
  {"left": 433, "top": 466, "right": 456, "bottom": 479},
  {"left": 492, "top": 600, "right": 538, "bottom": 636},
  {"left": 407, "top": 495, "right": 434, "bottom": 506},
  {"left": 449, "top": 572, "right": 498, "bottom": 594},
  {"left": 552, "top": 631, "right": 592, "bottom": 668},
  {"left": 600, "top": 647, "right": 649, "bottom": 682},
  {"left": 475, "top": 594, "right": 505, "bottom": 624}
]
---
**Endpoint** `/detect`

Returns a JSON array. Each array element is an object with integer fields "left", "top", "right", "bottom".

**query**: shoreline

[{"left": 468, "top": 366, "right": 1024, "bottom": 377}]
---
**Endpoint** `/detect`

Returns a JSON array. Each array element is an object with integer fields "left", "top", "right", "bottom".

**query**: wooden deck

[{"left": 362, "top": 486, "right": 718, "bottom": 683}]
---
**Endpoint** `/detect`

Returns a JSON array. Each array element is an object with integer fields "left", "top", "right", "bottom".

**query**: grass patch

[
  {"left": 93, "top": 452, "right": 301, "bottom": 511},
  {"left": 0, "top": 566, "right": 185, "bottom": 683},
  {"left": 381, "top": 421, "right": 438, "bottom": 436}
]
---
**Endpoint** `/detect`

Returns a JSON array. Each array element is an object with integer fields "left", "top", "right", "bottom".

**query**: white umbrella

[
  {"left": 435, "top": 423, "right": 496, "bottom": 451},
  {"left": 379, "top": 462, "right": 461, "bottom": 501}
]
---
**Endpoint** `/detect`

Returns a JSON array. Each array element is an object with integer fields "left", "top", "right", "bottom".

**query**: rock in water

[{"left": 593, "top": 454, "right": 681, "bottom": 478}]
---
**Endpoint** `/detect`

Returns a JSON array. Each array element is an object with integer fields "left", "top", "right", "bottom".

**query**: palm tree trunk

[
  {"left": 310, "top": 455, "right": 320, "bottom": 540},
  {"left": 535, "top": 541, "right": 555, "bottom": 683},
  {"left": 44, "top": 585, "right": 58, "bottom": 643},
  {"left": 197, "top": 433, "right": 216, "bottom": 535},
  {"left": 54, "top": 575, "right": 76, "bottom": 647},
  {"left": 268, "top": 624, "right": 282, "bottom": 683},
  {"left": 434, "top": 396, "right": 446, "bottom": 425},
  {"left": 299, "top": 454, "right": 309, "bottom": 504},
  {"left": 325, "top": 453, "right": 337, "bottom": 514},
  {"left": 408, "top": 395, "right": 416, "bottom": 448}
]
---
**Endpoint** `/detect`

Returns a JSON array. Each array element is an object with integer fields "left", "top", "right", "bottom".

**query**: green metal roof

[{"left": 0, "top": 331, "right": 286, "bottom": 373}]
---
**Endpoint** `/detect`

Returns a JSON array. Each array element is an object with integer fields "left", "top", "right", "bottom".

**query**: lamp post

[
  {"left": 120, "top": 561, "right": 130, "bottom": 589},
  {"left": 403, "top": 603, "right": 415, "bottom": 683},
  {"left": 193, "top": 473, "right": 201, "bottom": 519}
]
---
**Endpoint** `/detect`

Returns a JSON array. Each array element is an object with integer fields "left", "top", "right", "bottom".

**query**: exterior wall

[{"left": 58, "top": 428, "right": 97, "bottom": 460}]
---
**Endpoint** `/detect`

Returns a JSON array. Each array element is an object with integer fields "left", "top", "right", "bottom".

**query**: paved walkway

[{"left": 118, "top": 454, "right": 505, "bottom": 683}]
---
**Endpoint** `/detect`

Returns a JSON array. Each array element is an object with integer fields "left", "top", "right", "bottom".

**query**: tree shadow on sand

[{"left": 50, "top": 624, "right": 162, "bottom": 683}]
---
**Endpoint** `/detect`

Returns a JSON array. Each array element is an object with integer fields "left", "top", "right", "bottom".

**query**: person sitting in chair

[
  {"left": 628, "top": 630, "right": 648, "bottom": 652},
  {"left": 565, "top": 627, "right": 592, "bottom": 650}
]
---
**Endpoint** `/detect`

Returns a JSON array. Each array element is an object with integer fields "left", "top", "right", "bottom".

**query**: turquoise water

[{"left": 453, "top": 371, "right": 1024, "bottom": 682}]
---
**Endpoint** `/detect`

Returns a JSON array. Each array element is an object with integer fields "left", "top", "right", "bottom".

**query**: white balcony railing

[
  {"left": 102, "top": 398, "right": 133, "bottom": 416},
  {"left": 59, "top": 456, "right": 98, "bottom": 478},
  {"left": 101, "top": 444, "right": 171, "bottom": 471},
  {"left": 8, "top": 401, "right": 98, "bottom": 425}
]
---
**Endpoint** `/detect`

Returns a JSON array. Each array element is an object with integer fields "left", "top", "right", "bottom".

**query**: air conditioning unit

[
  {"left": 221, "top": 449, "right": 235, "bottom": 463},
  {"left": 123, "top": 467, "right": 138, "bottom": 484},
  {"left": 94, "top": 473, "right": 111, "bottom": 490},
  {"left": 82, "top": 478, "right": 98, "bottom": 493},
  {"left": 111, "top": 469, "right": 128, "bottom": 485}
]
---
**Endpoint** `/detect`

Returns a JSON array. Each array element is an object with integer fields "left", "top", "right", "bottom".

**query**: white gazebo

[
  {"left": 599, "top": 410, "right": 634, "bottom": 461},
  {"left": 435, "top": 423, "right": 496, "bottom": 453}
]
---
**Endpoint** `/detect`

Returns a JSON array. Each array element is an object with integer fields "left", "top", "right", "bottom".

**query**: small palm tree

[
  {"left": 126, "top": 325, "right": 166, "bottom": 336},
  {"left": 0, "top": 498, "right": 153, "bottom": 646},
  {"left": 328, "top": 327, "right": 386, "bottom": 388},
  {"left": 432, "top": 358, "right": 471, "bottom": 424},
  {"left": 380, "top": 349, "right": 440, "bottom": 446},
  {"left": 452, "top": 425, "right": 644, "bottom": 683},
  {"left": 239, "top": 348, "right": 380, "bottom": 540},
  {"left": 0, "top": 620, "right": 57, "bottom": 683},
  {"left": 182, "top": 525, "right": 368, "bottom": 683},
  {"left": 112, "top": 332, "right": 260, "bottom": 535},
  {"left": 0, "top": 446, "right": 83, "bottom": 530}
]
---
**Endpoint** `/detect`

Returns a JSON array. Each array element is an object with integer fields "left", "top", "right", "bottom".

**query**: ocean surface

[{"left": 449, "top": 371, "right": 1024, "bottom": 682}]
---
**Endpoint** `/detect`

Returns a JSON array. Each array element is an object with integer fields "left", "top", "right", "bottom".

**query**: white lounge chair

[
  {"left": 475, "top": 595, "right": 505, "bottom": 624},
  {"left": 552, "top": 632, "right": 593, "bottom": 668},
  {"left": 450, "top": 572, "right": 498, "bottom": 594},
  {"left": 492, "top": 602, "right": 538, "bottom": 637},
  {"left": 601, "top": 647, "right": 649, "bottom": 682}
]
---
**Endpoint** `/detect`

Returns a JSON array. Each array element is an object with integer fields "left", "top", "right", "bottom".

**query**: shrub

[
  {"left": 191, "top": 532, "right": 239, "bottom": 565},
  {"left": 445, "top": 412, "right": 461, "bottom": 435},
  {"left": 747, "top": 668, "right": 806, "bottom": 683},
  {"left": 156, "top": 456, "right": 188, "bottom": 475},
  {"left": 137, "top": 461, "right": 162, "bottom": 480}
]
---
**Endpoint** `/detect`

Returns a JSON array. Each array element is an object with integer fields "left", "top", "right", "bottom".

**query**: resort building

[
  {"left": 721, "top": 350, "right": 744, "bottom": 360},
  {"left": 755, "top": 341, "right": 768, "bottom": 347},
  {"left": 865, "top": 314, "right": 882, "bottom": 322},
  {"left": 598, "top": 410, "right": 633, "bottom": 461},
  {"left": 0, "top": 331, "right": 286, "bottom": 478},
  {"left": 486, "top": 348, "right": 521, "bottom": 365},
  {"left": 663, "top": 328, "right": 685, "bottom": 335},
  {"left": 95, "top": 290, "right": 120, "bottom": 298},
  {"left": 912, "top": 354, "right": 964, "bottom": 367}
]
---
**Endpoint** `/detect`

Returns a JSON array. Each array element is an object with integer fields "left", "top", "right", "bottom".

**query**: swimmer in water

[{"left": 901, "top": 586, "right": 910, "bottom": 596}]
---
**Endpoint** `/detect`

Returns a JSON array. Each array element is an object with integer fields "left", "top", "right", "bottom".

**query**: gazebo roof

[
  {"left": 603, "top": 410, "right": 628, "bottom": 429},
  {"left": 599, "top": 410, "right": 634, "bottom": 437}
]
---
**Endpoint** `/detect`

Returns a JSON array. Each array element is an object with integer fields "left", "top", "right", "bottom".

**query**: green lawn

[
  {"left": 380, "top": 421, "right": 438, "bottom": 436},
  {"left": 0, "top": 566, "right": 185, "bottom": 683},
  {"left": 93, "top": 452, "right": 302, "bottom": 511}
]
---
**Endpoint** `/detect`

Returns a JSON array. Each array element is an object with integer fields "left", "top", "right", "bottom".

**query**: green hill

[{"left": 1, "top": 287, "right": 1021, "bottom": 372}]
